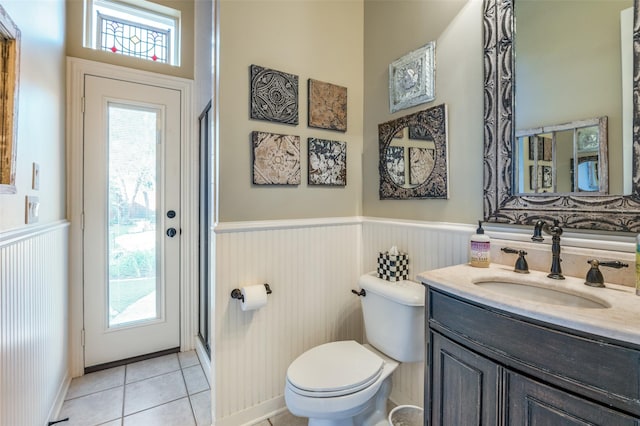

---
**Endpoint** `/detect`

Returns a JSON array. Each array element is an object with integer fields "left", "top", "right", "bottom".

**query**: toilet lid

[{"left": 286, "top": 341, "right": 384, "bottom": 396}]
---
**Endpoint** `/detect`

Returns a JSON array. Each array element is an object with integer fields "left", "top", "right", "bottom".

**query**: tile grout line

[
  {"left": 121, "top": 364, "right": 128, "bottom": 424},
  {"left": 121, "top": 396, "right": 194, "bottom": 419},
  {"left": 64, "top": 353, "right": 205, "bottom": 425},
  {"left": 179, "top": 354, "right": 200, "bottom": 425}
]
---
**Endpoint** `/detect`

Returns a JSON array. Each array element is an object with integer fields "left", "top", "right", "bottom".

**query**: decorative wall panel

[
  {"left": 214, "top": 219, "right": 362, "bottom": 425},
  {"left": 379, "top": 104, "right": 448, "bottom": 199},
  {"left": 0, "top": 222, "right": 69, "bottom": 426},
  {"left": 250, "top": 65, "right": 299, "bottom": 125},
  {"left": 308, "top": 79, "right": 347, "bottom": 132},
  {"left": 213, "top": 218, "right": 474, "bottom": 424},
  {"left": 252, "top": 131, "right": 301, "bottom": 185},
  {"left": 308, "top": 138, "right": 347, "bottom": 186}
]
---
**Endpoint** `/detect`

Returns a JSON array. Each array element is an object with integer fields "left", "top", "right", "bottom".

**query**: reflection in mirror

[
  {"left": 574, "top": 156, "right": 600, "bottom": 192},
  {"left": 515, "top": 0, "right": 631, "bottom": 195},
  {"left": 0, "top": 5, "right": 20, "bottom": 194},
  {"left": 379, "top": 104, "right": 448, "bottom": 199},
  {"left": 514, "top": 117, "right": 608, "bottom": 195},
  {"left": 385, "top": 126, "right": 436, "bottom": 188},
  {"left": 483, "top": 0, "right": 640, "bottom": 232}
]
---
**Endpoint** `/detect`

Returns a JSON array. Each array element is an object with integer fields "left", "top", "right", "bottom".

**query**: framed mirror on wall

[
  {"left": 483, "top": 0, "right": 640, "bottom": 232},
  {"left": 0, "top": 5, "right": 20, "bottom": 195},
  {"left": 378, "top": 104, "right": 449, "bottom": 199}
]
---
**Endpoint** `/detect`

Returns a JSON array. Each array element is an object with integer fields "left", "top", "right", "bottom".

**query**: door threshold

[{"left": 84, "top": 346, "right": 180, "bottom": 374}]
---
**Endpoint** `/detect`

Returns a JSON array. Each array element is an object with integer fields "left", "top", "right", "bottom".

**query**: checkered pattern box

[{"left": 377, "top": 251, "right": 409, "bottom": 282}]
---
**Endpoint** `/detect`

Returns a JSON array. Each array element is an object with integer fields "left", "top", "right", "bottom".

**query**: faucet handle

[
  {"left": 501, "top": 247, "right": 529, "bottom": 274},
  {"left": 585, "top": 259, "right": 629, "bottom": 288}
]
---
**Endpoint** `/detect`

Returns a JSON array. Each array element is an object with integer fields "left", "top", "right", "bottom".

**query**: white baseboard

[
  {"left": 46, "top": 372, "right": 71, "bottom": 426},
  {"left": 195, "top": 339, "right": 212, "bottom": 388},
  {"left": 215, "top": 396, "right": 285, "bottom": 426}
]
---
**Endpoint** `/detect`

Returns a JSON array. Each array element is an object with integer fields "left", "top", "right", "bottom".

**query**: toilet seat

[{"left": 286, "top": 341, "right": 384, "bottom": 398}]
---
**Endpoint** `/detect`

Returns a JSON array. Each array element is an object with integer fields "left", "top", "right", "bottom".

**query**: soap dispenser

[{"left": 470, "top": 220, "right": 491, "bottom": 268}]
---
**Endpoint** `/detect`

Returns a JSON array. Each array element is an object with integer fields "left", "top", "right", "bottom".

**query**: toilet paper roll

[{"left": 240, "top": 284, "right": 268, "bottom": 311}]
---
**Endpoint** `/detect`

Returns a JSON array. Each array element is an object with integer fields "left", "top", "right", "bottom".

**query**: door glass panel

[{"left": 107, "top": 103, "right": 160, "bottom": 327}]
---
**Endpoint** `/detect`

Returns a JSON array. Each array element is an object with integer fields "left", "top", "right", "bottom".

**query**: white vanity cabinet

[{"left": 425, "top": 287, "right": 640, "bottom": 425}]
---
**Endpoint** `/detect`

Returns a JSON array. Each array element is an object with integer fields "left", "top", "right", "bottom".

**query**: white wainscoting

[
  {"left": 0, "top": 221, "right": 70, "bottom": 426},
  {"left": 214, "top": 218, "right": 363, "bottom": 425},
  {"left": 212, "top": 217, "right": 474, "bottom": 424},
  {"left": 362, "top": 218, "right": 473, "bottom": 407}
]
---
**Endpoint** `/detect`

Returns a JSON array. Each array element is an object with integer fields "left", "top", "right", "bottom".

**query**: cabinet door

[
  {"left": 430, "top": 332, "right": 501, "bottom": 426},
  {"left": 508, "top": 372, "right": 640, "bottom": 425}
]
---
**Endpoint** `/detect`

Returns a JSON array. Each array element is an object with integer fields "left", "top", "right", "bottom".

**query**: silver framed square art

[{"left": 389, "top": 42, "right": 435, "bottom": 113}]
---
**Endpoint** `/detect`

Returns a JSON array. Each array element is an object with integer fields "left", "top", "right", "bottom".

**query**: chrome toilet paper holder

[{"left": 230, "top": 283, "right": 272, "bottom": 302}]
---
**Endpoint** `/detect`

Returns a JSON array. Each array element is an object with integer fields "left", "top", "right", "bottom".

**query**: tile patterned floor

[
  {"left": 57, "top": 351, "right": 309, "bottom": 426},
  {"left": 255, "top": 411, "right": 308, "bottom": 426},
  {"left": 57, "top": 352, "right": 211, "bottom": 426}
]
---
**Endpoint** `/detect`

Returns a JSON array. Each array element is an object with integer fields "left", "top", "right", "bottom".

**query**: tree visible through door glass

[{"left": 107, "top": 104, "right": 159, "bottom": 327}]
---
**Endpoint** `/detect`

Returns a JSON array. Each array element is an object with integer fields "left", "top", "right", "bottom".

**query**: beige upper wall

[
  {"left": 0, "top": 0, "right": 67, "bottom": 232},
  {"left": 194, "top": 0, "right": 213, "bottom": 113},
  {"left": 362, "top": 0, "right": 484, "bottom": 223},
  {"left": 217, "top": 0, "right": 364, "bottom": 222},
  {"left": 66, "top": 0, "right": 195, "bottom": 79}
]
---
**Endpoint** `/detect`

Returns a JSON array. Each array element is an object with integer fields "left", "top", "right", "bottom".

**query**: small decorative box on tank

[{"left": 377, "top": 246, "right": 409, "bottom": 282}]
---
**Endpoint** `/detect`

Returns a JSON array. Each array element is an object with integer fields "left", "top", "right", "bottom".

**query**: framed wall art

[
  {"left": 308, "top": 79, "right": 347, "bottom": 132},
  {"left": 389, "top": 41, "right": 435, "bottom": 113},
  {"left": 252, "top": 131, "right": 300, "bottom": 185},
  {"left": 308, "top": 138, "right": 347, "bottom": 186},
  {"left": 250, "top": 64, "right": 299, "bottom": 125},
  {"left": 379, "top": 104, "right": 448, "bottom": 199}
]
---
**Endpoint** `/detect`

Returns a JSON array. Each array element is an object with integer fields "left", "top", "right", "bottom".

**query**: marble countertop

[{"left": 418, "top": 263, "right": 640, "bottom": 347}]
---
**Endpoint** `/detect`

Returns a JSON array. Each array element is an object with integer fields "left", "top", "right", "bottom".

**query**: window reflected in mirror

[{"left": 514, "top": 117, "right": 608, "bottom": 195}]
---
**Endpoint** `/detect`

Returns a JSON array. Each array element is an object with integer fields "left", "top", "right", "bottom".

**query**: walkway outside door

[{"left": 83, "top": 75, "right": 181, "bottom": 369}]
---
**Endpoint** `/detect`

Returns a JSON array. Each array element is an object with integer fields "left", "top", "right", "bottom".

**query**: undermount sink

[{"left": 474, "top": 281, "right": 610, "bottom": 309}]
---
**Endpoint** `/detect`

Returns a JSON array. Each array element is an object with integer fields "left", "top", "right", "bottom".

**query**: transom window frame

[{"left": 84, "top": 0, "right": 181, "bottom": 66}]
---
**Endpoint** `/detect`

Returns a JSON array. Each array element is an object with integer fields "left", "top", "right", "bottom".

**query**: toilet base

[{"left": 305, "top": 375, "right": 392, "bottom": 426}]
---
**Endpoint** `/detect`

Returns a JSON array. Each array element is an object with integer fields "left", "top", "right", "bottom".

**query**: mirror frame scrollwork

[{"left": 483, "top": 0, "right": 640, "bottom": 232}]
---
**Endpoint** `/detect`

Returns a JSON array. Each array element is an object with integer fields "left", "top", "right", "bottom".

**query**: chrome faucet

[{"left": 532, "top": 220, "right": 564, "bottom": 280}]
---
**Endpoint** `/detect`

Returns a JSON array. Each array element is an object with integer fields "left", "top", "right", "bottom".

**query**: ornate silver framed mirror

[{"left": 483, "top": 0, "right": 640, "bottom": 232}]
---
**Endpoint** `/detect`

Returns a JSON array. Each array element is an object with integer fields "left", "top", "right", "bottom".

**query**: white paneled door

[{"left": 83, "top": 75, "right": 181, "bottom": 368}]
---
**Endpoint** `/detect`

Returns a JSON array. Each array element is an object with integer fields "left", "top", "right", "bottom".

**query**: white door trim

[{"left": 67, "top": 57, "right": 197, "bottom": 377}]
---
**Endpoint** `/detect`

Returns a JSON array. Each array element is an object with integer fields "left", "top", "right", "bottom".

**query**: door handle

[{"left": 166, "top": 228, "right": 177, "bottom": 237}]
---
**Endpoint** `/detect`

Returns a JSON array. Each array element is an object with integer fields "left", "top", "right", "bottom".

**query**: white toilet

[{"left": 284, "top": 272, "right": 425, "bottom": 426}]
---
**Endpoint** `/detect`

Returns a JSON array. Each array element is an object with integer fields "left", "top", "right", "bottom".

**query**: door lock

[{"left": 166, "top": 228, "right": 177, "bottom": 237}]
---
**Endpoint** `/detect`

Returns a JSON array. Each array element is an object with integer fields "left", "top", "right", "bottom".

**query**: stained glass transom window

[
  {"left": 98, "top": 12, "right": 170, "bottom": 63},
  {"left": 86, "top": 0, "right": 180, "bottom": 66}
]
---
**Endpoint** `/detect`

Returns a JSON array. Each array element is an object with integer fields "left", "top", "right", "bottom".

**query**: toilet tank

[{"left": 358, "top": 272, "right": 425, "bottom": 362}]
